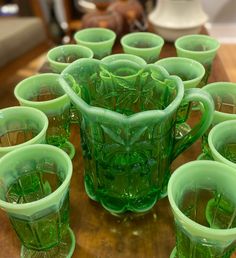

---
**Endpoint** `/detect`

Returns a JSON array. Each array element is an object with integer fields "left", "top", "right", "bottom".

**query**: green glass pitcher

[{"left": 60, "top": 58, "right": 214, "bottom": 214}]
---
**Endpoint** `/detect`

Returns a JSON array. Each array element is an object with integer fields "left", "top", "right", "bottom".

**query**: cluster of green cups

[
  {"left": 0, "top": 83, "right": 76, "bottom": 257},
  {"left": 199, "top": 82, "right": 236, "bottom": 160},
  {"left": 48, "top": 28, "right": 220, "bottom": 91},
  {"left": 2, "top": 25, "right": 236, "bottom": 258},
  {"left": 169, "top": 116, "right": 236, "bottom": 258}
]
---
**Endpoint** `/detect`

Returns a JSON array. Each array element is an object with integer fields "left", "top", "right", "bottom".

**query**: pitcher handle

[{"left": 172, "top": 88, "right": 214, "bottom": 160}]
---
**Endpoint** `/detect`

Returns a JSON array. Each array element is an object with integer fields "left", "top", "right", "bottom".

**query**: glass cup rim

[
  {"left": 175, "top": 34, "right": 220, "bottom": 55},
  {"left": 202, "top": 82, "right": 236, "bottom": 121},
  {"left": 47, "top": 44, "right": 94, "bottom": 66},
  {"left": 121, "top": 32, "right": 164, "bottom": 51},
  {"left": 208, "top": 120, "right": 236, "bottom": 169},
  {"left": 155, "top": 56, "right": 205, "bottom": 83},
  {"left": 74, "top": 27, "right": 116, "bottom": 45},
  {"left": 0, "top": 144, "right": 73, "bottom": 211},
  {"left": 14, "top": 73, "right": 69, "bottom": 106},
  {"left": 0, "top": 106, "right": 48, "bottom": 153},
  {"left": 168, "top": 160, "right": 236, "bottom": 237}
]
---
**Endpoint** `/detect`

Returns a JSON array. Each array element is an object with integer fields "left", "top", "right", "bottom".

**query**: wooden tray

[{"left": 0, "top": 39, "right": 234, "bottom": 258}]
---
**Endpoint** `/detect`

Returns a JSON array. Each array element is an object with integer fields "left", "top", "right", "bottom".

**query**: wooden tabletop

[{"left": 0, "top": 39, "right": 235, "bottom": 258}]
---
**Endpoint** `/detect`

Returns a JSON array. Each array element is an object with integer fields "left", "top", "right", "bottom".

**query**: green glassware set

[{"left": 0, "top": 27, "right": 236, "bottom": 258}]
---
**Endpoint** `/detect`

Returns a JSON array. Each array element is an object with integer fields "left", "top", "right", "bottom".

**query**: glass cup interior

[
  {"left": 203, "top": 82, "right": 236, "bottom": 118},
  {"left": 0, "top": 108, "right": 45, "bottom": 147},
  {"left": 209, "top": 120, "right": 236, "bottom": 169},
  {"left": 155, "top": 57, "right": 205, "bottom": 89},
  {"left": 48, "top": 45, "right": 93, "bottom": 64},
  {"left": 0, "top": 144, "right": 72, "bottom": 252},
  {"left": 0, "top": 107, "right": 48, "bottom": 157},
  {"left": 74, "top": 28, "right": 115, "bottom": 43},
  {"left": 14, "top": 74, "right": 71, "bottom": 146},
  {"left": 200, "top": 83, "right": 236, "bottom": 158},
  {"left": 121, "top": 32, "right": 164, "bottom": 63},
  {"left": 175, "top": 35, "right": 220, "bottom": 53},
  {"left": 168, "top": 161, "right": 236, "bottom": 257},
  {"left": 47, "top": 45, "right": 94, "bottom": 74},
  {"left": 175, "top": 35, "right": 220, "bottom": 86},
  {"left": 121, "top": 32, "right": 164, "bottom": 49},
  {"left": 74, "top": 28, "right": 116, "bottom": 59},
  {"left": 17, "top": 77, "right": 65, "bottom": 102}
]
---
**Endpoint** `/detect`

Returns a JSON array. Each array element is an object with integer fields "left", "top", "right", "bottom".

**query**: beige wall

[{"left": 201, "top": 0, "right": 236, "bottom": 23}]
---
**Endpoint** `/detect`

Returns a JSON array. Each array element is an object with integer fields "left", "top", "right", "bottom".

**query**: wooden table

[{"left": 0, "top": 40, "right": 235, "bottom": 258}]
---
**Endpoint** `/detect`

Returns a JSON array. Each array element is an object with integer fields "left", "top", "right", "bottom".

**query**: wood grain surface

[{"left": 0, "top": 39, "right": 235, "bottom": 258}]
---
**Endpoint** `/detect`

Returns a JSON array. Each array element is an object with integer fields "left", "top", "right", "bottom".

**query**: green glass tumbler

[
  {"left": 74, "top": 27, "right": 116, "bottom": 59},
  {"left": 168, "top": 160, "right": 236, "bottom": 258},
  {"left": 60, "top": 58, "right": 214, "bottom": 214},
  {"left": 47, "top": 44, "right": 94, "bottom": 123},
  {"left": 14, "top": 73, "right": 75, "bottom": 159},
  {"left": 0, "top": 144, "right": 75, "bottom": 258},
  {"left": 155, "top": 57, "right": 205, "bottom": 90},
  {"left": 0, "top": 106, "right": 48, "bottom": 157},
  {"left": 47, "top": 44, "right": 94, "bottom": 74},
  {"left": 175, "top": 34, "right": 220, "bottom": 87},
  {"left": 199, "top": 82, "right": 236, "bottom": 160},
  {"left": 208, "top": 120, "right": 236, "bottom": 170},
  {"left": 121, "top": 32, "right": 164, "bottom": 63}
]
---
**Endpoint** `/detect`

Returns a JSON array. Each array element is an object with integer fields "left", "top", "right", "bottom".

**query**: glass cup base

[
  {"left": 61, "top": 141, "right": 76, "bottom": 160},
  {"left": 20, "top": 227, "right": 76, "bottom": 258},
  {"left": 170, "top": 247, "right": 176, "bottom": 258}
]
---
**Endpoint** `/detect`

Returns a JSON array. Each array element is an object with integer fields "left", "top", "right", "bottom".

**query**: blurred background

[
  {"left": 0, "top": 0, "right": 235, "bottom": 81},
  {"left": 0, "top": 0, "right": 235, "bottom": 44}
]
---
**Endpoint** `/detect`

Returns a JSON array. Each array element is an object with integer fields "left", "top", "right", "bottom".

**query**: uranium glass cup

[
  {"left": 175, "top": 34, "right": 220, "bottom": 86},
  {"left": 74, "top": 27, "right": 116, "bottom": 59},
  {"left": 14, "top": 73, "right": 75, "bottom": 159},
  {"left": 0, "top": 106, "right": 48, "bottom": 157},
  {"left": 47, "top": 44, "right": 93, "bottom": 123},
  {"left": 155, "top": 57, "right": 205, "bottom": 90},
  {"left": 199, "top": 82, "right": 236, "bottom": 160},
  {"left": 0, "top": 144, "right": 75, "bottom": 258},
  {"left": 208, "top": 120, "right": 236, "bottom": 170},
  {"left": 168, "top": 160, "right": 236, "bottom": 258},
  {"left": 121, "top": 32, "right": 164, "bottom": 63},
  {"left": 60, "top": 58, "right": 214, "bottom": 214},
  {"left": 47, "top": 44, "right": 94, "bottom": 73}
]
